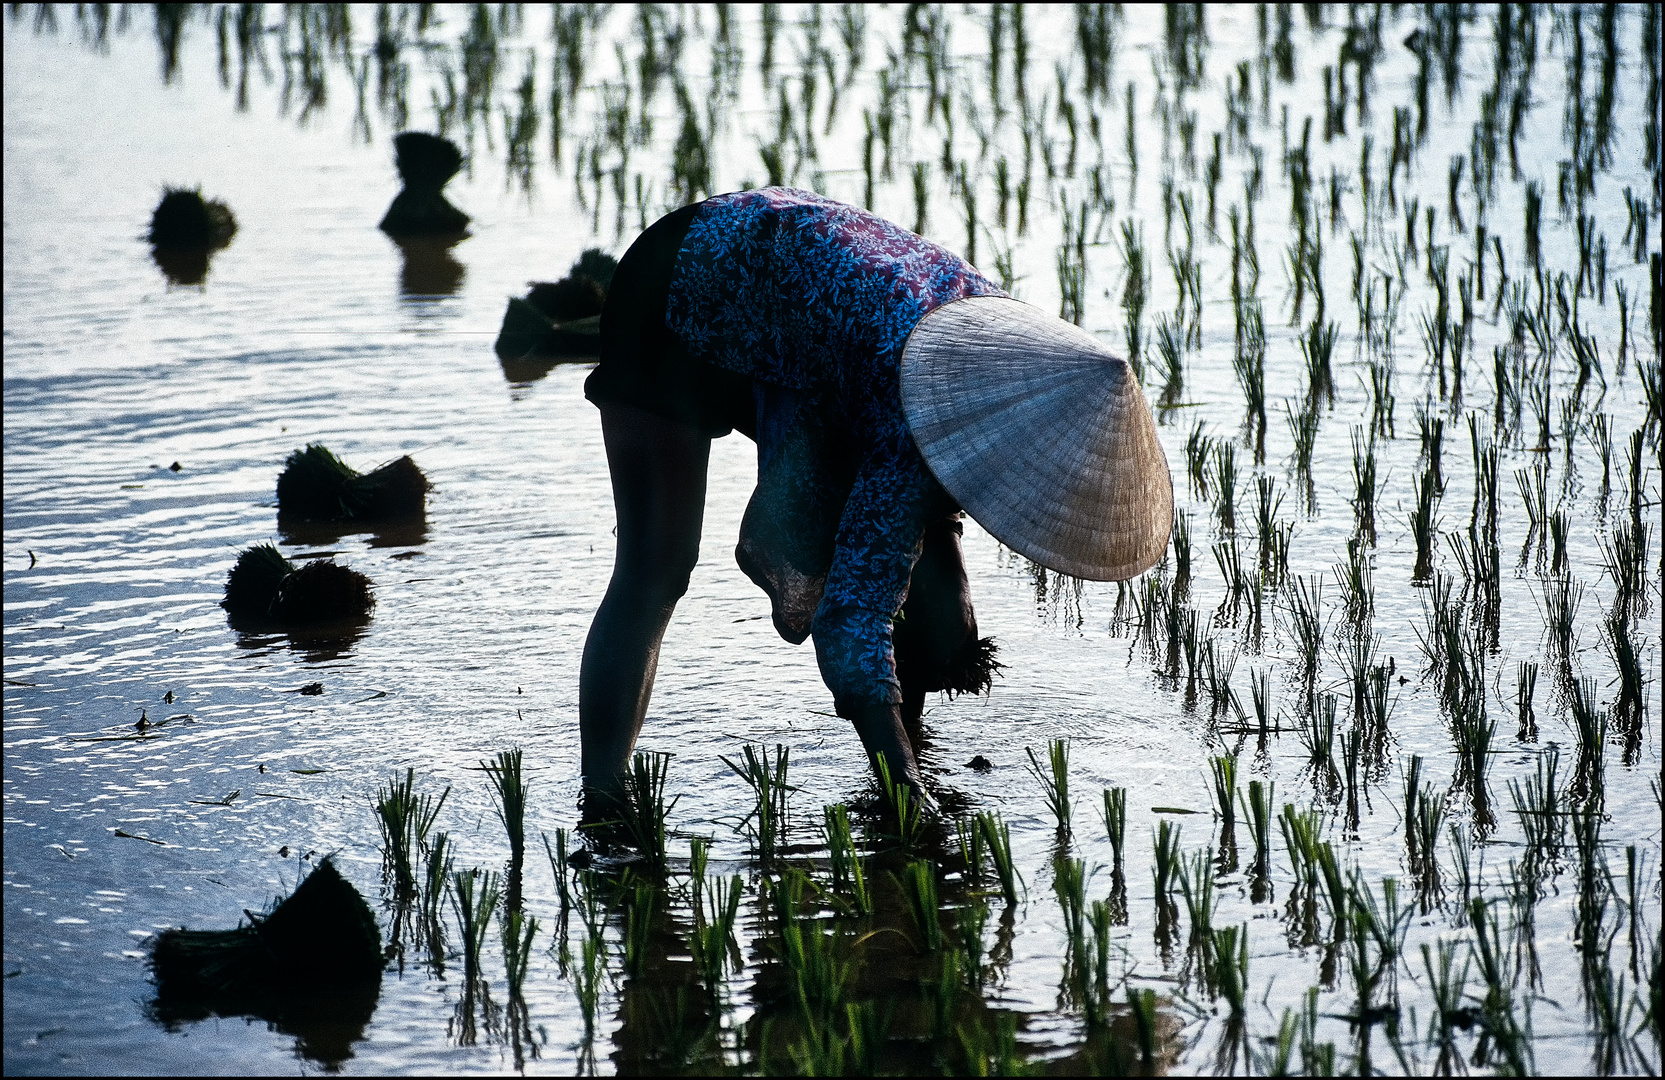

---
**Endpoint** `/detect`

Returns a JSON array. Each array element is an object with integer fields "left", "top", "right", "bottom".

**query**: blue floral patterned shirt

[{"left": 665, "top": 188, "right": 1004, "bottom": 708}]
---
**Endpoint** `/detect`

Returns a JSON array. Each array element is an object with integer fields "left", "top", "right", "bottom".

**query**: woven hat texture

[{"left": 900, "top": 296, "right": 1173, "bottom": 581}]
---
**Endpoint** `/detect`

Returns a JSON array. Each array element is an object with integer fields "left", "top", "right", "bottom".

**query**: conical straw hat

[{"left": 900, "top": 296, "right": 1173, "bottom": 581}]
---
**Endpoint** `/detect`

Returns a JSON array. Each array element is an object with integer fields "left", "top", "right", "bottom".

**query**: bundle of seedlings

[
  {"left": 275, "top": 443, "right": 431, "bottom": 523},
  {"left": 222, "top": 543, "right": 374, "bottom": 625},
  {"left": 892, "top": 515, "right": 1003, "bottom": 724},
  {"left": 148, "top": 186, "right": 237, "bottom": 285},
  {"left": 151, "top": 859, "right": 383, "bottom": 1004},
  {"left": 494, "top": 248, "right": 619, "bottom": 362},
  {"left": 378, "top": 131, "right": 470, "bottom": 237}
]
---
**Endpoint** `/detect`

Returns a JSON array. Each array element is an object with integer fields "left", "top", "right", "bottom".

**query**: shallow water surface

[{"left": 5, "top": 5, "right": 1661, "bottom": 1076}]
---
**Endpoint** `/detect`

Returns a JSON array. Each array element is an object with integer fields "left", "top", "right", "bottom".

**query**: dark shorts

[{"left": 584, "top": 202, "right": 756, "bottom": 439}]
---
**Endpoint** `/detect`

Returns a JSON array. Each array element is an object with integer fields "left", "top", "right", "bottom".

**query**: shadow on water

[
  {"left": 149, "top": 981, "right": 381, "bottom": 1073},
  {"left": 392, "top": 235, "right": 468, "bottom": 298}
]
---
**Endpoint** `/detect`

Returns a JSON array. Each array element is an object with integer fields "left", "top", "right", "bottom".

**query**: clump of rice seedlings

[
  {"left": 721, "top": 743, "right": 791, "bottom": 859},
  {"left": 872, "top": 753, "right": 926, "bottom": 849},
  {"left": 1101, "top": 787, "right": 1127, "bottom": 872},
  {"left": 379, "top": 131, "right": 470, "bottom": 237},
  {"left": 150, "top": 858, "right": 383, "bottom": 1003},
  {"left": 1603, "top": 607, "right": 1647, "bottom": 763},
  {"left": 572, "top": 874, "right": 607, "bottom": 1039},
  {"left": 1300, "top": 318, "right": 1339, "bottom": 406},
  {"left": 1568, "top": 677, "right": 1609, "bottom": 806},
  {"left": 1153, "top": 313, "right": 1185, "bottom": 407},
  {"left": 975, "top": 811, "right": 1022, "bottom": 905},
  {"left": 1421, "top": 938, "right": 1473, "bottom": 1073},
  {"left": 1625, "top": 427, "right": 1648, "bottom": 525},
  {"left": 1240, "top": 780, "right": 1274, "bottom": 902},
  {"left": 1024, "top": 739, "right": 1071, "bottom": 835},
  {"left": 823, "top": 804, "right": 870, "bottom": 914},
  {"left": 617, "top": 750, "right": 678, "bottom": 871},
  {"left": 148, "top": 186, "right": 237, "bottom": 255},
  {"left": 1278, "top": 804, "right": 1325, "bottom": 945},
  {"left": 495, "top": 249, "right": 618, "bottom": 361},
  {"left": 1119, "top": 221, "right": 1150, "bottom": 376},
  {"left": 1350, "top": 429, "right": 1380, "bottom": 544},
  {"left": 373, "top": 768, "right": 450, "bottom": 908},
  {"left": 1210, "top": 442, "right": 1239, "bottom": 532},
  {"left": 1253, "top": 474, "right": 1286, "bottom": 576},
  {"left": 1515, "top": 659, "right": 1540, "bottom": 741},
  {"left": 1233, "top": 295, "right": 1268, "bottom": 459},
  {"left": 1200, "top": 639, "right": 1241, "bottom": 720},
  {"left": 482, "top": 749, "right": 528, "bottom": 908},
  {"left": 1415, "top": 404, "right": 1446, "bottom": 492},
  {"left": 1185, "top": 423, "right": 1216, "bottom": 498},
  {"left": 1334, "top": 539, "right": 1374, "bottom": 633},
  {"left": 1053, "top": 855, "right": 1088, "bottom": 990},
  {"left": 1539, "top": 574, "right": 1584, "bottom": 670},
  {"left": 1209, "top": 755, "right": 1238, "bottom": 833},
  {"left": 1451, "top": 703, "right": 1498, "bottom": 831},
  {"left": 774, "top": 874, "right": 852, "bottom": 1027},
  {"left": 1286, "top": 574, "right": 1326, "bottom": 692},
  {"left": 1408, "top": 465, "right": 1440, "bottom": 582},
  {"left": 276, "top": 443, "right": 432, "bottom": 523},
  {"left": 1285, "top": 399, "right": 1321, "bottom": 504},
  {"left": 1509, "top": 748, "right": 1565, "bottom": 894},
  {"left": 1298, "top": 694, "right": 1341, "bottom": 795},
  {"left": 1248, "top": 667, "right": 1273, "bottom": 736},
  {"left": 1599, "top": 517, "right": 1652, "bottom": 625},
  {"left": 447, "top": 867, "right": 499, "bottom": 1012},
  {"left": 222, "top": 543, "right": 376, "bottom": 625},
  {"left": 1170, "top": 512, "right": 1193, "bottom": 596}
]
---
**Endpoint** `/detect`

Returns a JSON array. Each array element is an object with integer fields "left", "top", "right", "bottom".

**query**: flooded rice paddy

[{"left": 4, "top": 4, "right": 1661, "bottom": 1075}]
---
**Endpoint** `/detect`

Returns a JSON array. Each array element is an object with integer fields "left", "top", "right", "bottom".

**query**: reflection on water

[
  {"left": 278, "top": 516, "right": 430, "bottom": 551},
  {"left": 394, "top": 234, "right": 468, "bottom": 297},
  {"left": 150, "top": 980, "right": 381, "bottom": 1072}
]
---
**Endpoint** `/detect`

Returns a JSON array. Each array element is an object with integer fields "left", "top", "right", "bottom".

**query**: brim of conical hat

[{"left": 901, "top": 296, "right": 1173, "bottom": 581}]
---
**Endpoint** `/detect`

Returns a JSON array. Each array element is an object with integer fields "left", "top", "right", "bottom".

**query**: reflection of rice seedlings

[
  {"left": 1053, "top": 855, "right": 1087, "bottom": 986},
  {"left": 622, "top": 879, "right": 657, "bottom": 978},
  {"left": 1603, "top": 607, "right": 1646, "bottom": 763},
  {"left": 1024, "top": 739, "right": 1072, "bottom": 835},
  {"left": 689, "top": 872, "right": 742, "bottom": 994},
  {"left": 501, "top": 907, "right": 538, "bottom": 998},
  {"left": 618, "top": 751, "right": 678, "bottom": 872},
  {"left": 721, "top": 743, "right": 791, "bottom": 859},
  {"left": 1599, "top": 518, "right": 1651, "bottom": 625},
  {"left": 1509, "top": 748, "right": 1564, "bottom": 892},
  {"left": 1468, "top": 897, "right": 1535, "bottom": 1075},
  {"left": 448, "top": 867, "right": 499, "bottom": 991},
  {"left": 1451, "top": 705, "right": 1498, "bottom": 831}
]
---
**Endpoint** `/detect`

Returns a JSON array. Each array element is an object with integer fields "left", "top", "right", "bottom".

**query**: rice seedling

[
  {"left": 1451, "top": 703, "right": 1498, "bottom": 832},
  {"left": 1210, "top": 441, "right": 1239, "bottom": 532},
  {"left": 823, "top": 804, "right": 870, "bottom": 913},
  {"left": 1539, "top": 573, "right": 1584, "bottom": 670},
  {"left": 1300, "top": 318, "right": 1339, "bottom": 407},
  {"left": 148, "top": 186, "right": 238, "bottom": 255},
  {"left": 481, "top": 748, "right": 527, "bottom": 908},
  {"left": 1153, "top": 313, "right": 1184, "bottom": 406},
  {"left": 1024, "top": 739, "right": 1071, "bottom": 835},
  {"left": 373, "top": 768, "right": 450, "bottom": 907},
  {"left": 1568, "top": 676, "right": 1609, "bottom": 806},
  {"left": 276, "top": 443, "right": 431, "bottom": 524},
  {"left": 1239, "top": 779, "right": 1274, "bottom": 903},
  {"left": 1408, "top": 465, "right": 1440, "bottom": 582},
  {"left": 1286, "top": 574, "right": 1326, "bottom": 691},
  {"left": 1515, "top": 659, "right": 1540, "bottom": 741},
  {"left": 689, "top": 873, "right": 743, "bottom": 995},
  {"left": 720, "top": 743, "right": 790, "bottom": 860},
  {"left": 448, "top": 866, "right": 499, "bottom": 996},
  {"left": 1469, "top": 897, "right": 1535, "bottom": 1074},
  {"left": 872, "top": 752, "right": 926, "bottom": 849},
  {"left": 1100, "top": 786, "right": 1128, "bottom": 872},
  {"left": 1349, "top": 429, "right": 1380, "bottom": 545},
  {"left": 1184, "top": 423, "right": 1216, "bottom": 498},
  {"left": 1119, "top": 220, "right": 1150, "bottom": 376},
  {"left": 975, "top": 811, "right": 1022, "bottom": 905},
  {"left": 1285, "top": 399, "right": 1321, "bottom": 503},
  {"left": 1233, "top": 296, "right": 1269, "bottom": 461},
  {"left": 1208, "top": 754, "right": 1238, "bottom": 835},
  {"left": 1298, "top": 694, "right": 1342, "bottom": 795},
  {"left": 1334, "top": 538, "right": 1374, "bottom": 633},
  {"left": 612, "top": 750, "right": 678, "bottom": 872},
  {"left": 1053, "top": 854, "right": 1088, "bottom": 990},
  {"left": 541, "top": 828, "right": 572, "bottom": 917},
  {"left": 1152, "top": 819, "right": 1182, "bottom": 959},
  {"left": 1170, "top": 512, "right": 1193, "bottom": 596}
]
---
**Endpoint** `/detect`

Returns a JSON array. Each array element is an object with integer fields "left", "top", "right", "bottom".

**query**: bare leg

[{"left": 579, "top": 402, "right": 711, "bottom": 806}]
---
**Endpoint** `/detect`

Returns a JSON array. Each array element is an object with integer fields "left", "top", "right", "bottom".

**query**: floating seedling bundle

[
  {"left": 222, "top": 542, "right": 374, "bottom": 625},
  {"left": 147, "top": 186, "right": 237, "bottom": 285},
  {"left": 276, "top": 443, "right": 431, "bottom": 523},
  {"left": 151, "top": 859, "right": 382, "bottom": 1000},
  {"left": 494, "top": 248, "right": 619, "bottom": 362},
  {"left": 378, "top": 131, "right": 470, "bottom": 237}
]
